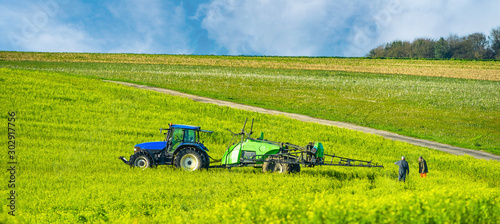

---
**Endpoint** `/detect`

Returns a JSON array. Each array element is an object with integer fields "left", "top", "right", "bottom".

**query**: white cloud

[
  {"left": 377, "top": 0, "right": 500, "bottom": 42},
  {"left": 105, "top": 0, "right": 193, "bottom": 54},
  {"left": 349, "top": 0, "right": 500, "bottom": 55},
  {"left": 11, "top": 25, "right": 101, "bottom": 52},
  {"left": 1, "top": 0, "right": 498, "bottom": 56},
  {"left": 0, "top": 0, "right": 194, "bottom": 54},
  {"left": 197, "top": 0, "right": 368, "bottom": 56},
  {"left": 1, "top": 1, "right": 100, "bottom": 52},
  {"left": 198, "top": 0, "right": 500, "bottom": 56}
]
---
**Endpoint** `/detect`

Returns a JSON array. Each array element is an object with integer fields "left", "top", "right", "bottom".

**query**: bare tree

[
  {"left": 467, "top": 33, "right": 488, "bottom": 59},
  {"left": 490, "top": 26, "right": 500, "bottom": 59},
  {"left": 446, "top": 34, "right": 474, "bottom": 59}
]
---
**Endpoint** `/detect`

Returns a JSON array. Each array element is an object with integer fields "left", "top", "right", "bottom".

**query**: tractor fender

[{"left": 172, "top": 143, "right": 207, "bottom": 155}]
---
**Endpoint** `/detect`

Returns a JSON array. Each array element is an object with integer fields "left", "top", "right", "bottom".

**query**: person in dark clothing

[
  {"left": 394, "top": 156, "right": 410, "bottom": 182},
  {"left": 418, "top": 156, "right": 428, "bottom": 178}
]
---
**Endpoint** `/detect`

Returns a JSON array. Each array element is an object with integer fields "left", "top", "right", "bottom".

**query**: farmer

[
  {"left": 418, "top": 156, "right": 428, "bottom": 178},
  {"left": 394, "top": 156, "right": 410, "bottom": 182}
]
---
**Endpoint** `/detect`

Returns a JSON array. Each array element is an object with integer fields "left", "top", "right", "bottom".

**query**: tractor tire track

[{"left": 105, "top": 80, "right": 500, "bottom": 161}]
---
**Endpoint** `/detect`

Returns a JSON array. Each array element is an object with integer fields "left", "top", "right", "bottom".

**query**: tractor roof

[
  {"left": 170, "top": 124, "right": 213, "bottom": 133},
  {"left": 171, "top": 124, "right": 200, "bottom": 130}
]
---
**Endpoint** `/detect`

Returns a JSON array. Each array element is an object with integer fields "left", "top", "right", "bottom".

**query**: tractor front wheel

[
  {"left": 130, "top": 152, "right": 152, "bottom": 169},
  {"left": 175, "top": 148, "right": 206, "bottom": 171}
]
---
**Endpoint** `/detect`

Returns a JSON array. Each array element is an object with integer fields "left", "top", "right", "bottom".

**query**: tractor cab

[{"left": 164, "top": 124, "right": 205, "bottom": 152}]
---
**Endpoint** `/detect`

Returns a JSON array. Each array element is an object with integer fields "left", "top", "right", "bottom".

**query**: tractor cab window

[
  {"left": 184, "top": 129, "right": 197, "bottom": 143},
  {"left": 168, "top": 128, "right": 198, "bottom": 152},
  {"left": 170, "top": 128, "right": 184, "bottom": 146}
]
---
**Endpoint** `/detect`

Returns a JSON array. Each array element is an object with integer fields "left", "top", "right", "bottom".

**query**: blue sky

[{"left": 1, "top": 0, "right": 499, "bottom": 57}]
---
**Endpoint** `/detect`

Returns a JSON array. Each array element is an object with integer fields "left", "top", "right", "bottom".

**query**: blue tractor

[{"left": 119, "top": 124, "right": 213, "bottom": 171}]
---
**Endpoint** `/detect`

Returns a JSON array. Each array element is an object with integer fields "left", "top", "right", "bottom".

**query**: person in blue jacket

[{"left": 394, "top": 156, "right": 410, "bottom": 182}]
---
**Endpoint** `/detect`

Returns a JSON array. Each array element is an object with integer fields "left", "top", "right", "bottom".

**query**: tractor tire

[
  {"left": 263, "top": 157, "right": 298, "bottom": 174},
  {"left": 262, "top": 157, "right": 277, "bottom": 173},
  {"left": 174, "top": 148, "right": 207, "bottom": 171},
  {"left": 274, "top": 163, "right": 289, "bottom": 173},
  {"left": 130, "top": 152, "right": 152, "bottom": 169},
  {"left": 290, "top": 164, "right": 301, "bottom": 173},
  {"left": 202, "top": 152, "right": 210, "bottom": 169},
  {"left": 276, "top": 163, "right": 301, "bottom": 174}
]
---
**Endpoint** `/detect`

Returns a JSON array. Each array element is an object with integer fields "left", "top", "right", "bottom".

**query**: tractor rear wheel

[
  {"left": 175, "top": 148, "right": 207, "bottom": 171},
  {"left": 202, "top": 152, "right": 210, "bottom": 169},
  {"left": 130, "top": 152, "right": 152, "bottom": 169}
]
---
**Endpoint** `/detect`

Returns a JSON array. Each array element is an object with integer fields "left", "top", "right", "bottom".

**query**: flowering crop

[{"left": 1, "top": 68, "right": 499, "bottom": 223}]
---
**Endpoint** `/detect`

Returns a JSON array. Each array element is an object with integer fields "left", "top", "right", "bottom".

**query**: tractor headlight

[{"left": 134, "top": 147, "right": 140, "bottom": 153}]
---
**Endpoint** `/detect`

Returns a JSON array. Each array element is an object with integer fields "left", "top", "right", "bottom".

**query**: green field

[
  {"left": 1, "top": 52, "right": 499, "bottom": 80},
  {"left": 1, "top": 68, "right": 500, "bottom": 223},
  {"left": 1, "top": 53, "right": 499, "bottom": 154}
]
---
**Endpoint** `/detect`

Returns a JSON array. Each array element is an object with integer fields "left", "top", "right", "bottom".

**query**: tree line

[{"left": 368, "top": 26, "right": 500, "bottom": 60}]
